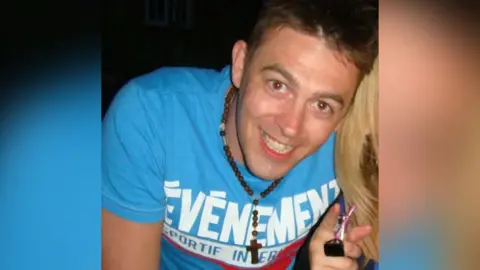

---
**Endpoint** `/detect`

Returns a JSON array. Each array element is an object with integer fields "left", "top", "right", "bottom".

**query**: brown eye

[
  {"left": 268, "top": 80, "right": 286, "bottom": 92},
  {"left": 318, "top": 101, "right": 328, "bottom": 110},
  {"left": 315, "top": 101, "right": 332, "bottom": 113}
]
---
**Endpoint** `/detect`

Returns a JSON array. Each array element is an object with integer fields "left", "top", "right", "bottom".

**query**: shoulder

[
  {"left": 106, "top": 66, "right": 230, "bottom": 122},
  {"left": 129, "top": 66, "right": 228, "bottom": 97}
]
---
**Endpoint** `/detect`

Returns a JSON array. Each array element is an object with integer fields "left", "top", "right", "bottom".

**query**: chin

[{"left": 242, "top": 137, "right": 297, "bottom": 180}]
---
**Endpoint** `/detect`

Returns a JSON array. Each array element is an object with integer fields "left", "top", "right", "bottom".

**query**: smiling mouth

[{"left": 260, "top": 130, "right": 294, "bottom": 156}]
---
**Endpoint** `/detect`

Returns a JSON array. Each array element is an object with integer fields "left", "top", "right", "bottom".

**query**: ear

[{"left": 231, "top": 40, "right": 248, "bottom": 88}]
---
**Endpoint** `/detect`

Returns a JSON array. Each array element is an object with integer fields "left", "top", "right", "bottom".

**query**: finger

[
  {"left": 319, "top": 203, "right": 341, "bottom": 231},
  {"left": 323, "top": 256, "right": 358, "bottom": 270},
  {"left": 343, "top": 241, "right": 363, "bottom": 259},
  {"left": 345, "top": 225, "right": 372, "bottom": 244},
  {"left": 317, "top": 227, "right": 337, "bottom": 241}
]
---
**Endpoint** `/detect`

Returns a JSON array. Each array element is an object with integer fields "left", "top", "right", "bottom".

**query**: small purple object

[{"left": 324, "top": 205, "right": 356, "bottom": 257}]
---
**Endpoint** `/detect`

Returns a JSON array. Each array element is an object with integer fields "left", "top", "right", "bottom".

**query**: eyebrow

[{"left": 261, "top": 63, "right": 345, "bottom": 107}]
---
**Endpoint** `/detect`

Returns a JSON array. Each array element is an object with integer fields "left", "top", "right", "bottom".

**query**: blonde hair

[{"left": 335, "top": 58, "right": 379, "bottom": 264}]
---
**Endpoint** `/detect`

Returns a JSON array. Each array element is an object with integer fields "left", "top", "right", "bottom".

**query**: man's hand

[{"left": 308, "top": 204, "right": 371, "bottom": 270}]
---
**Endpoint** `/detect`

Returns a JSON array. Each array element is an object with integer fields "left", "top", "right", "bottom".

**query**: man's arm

[
  {"left": 102, "top": 210, "right": 163, "bottom": 270},
  {"left": 102, "top": 82, "right": 167, "bottom": 269}
]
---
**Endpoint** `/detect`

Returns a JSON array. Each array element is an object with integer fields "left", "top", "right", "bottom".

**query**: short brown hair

[{"left": 247, "top": 0, "right": 378, "bottom": 76}]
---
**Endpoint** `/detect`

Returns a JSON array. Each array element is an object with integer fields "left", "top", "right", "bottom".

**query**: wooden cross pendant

[{"left": 246, "top": 239, "right": 263, "bottom": 264}]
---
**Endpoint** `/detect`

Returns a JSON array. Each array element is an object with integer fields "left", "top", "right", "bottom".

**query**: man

[{"left": 102, "top": 0, "right": 378, "bottom": 269}]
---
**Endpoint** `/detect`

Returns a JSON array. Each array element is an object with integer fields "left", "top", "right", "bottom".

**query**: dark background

[{"left": 102, "top": 0, "right": 263, "bottom": 117}]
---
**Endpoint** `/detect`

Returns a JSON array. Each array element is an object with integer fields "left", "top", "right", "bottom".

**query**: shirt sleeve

[{"left": 102, "top": 81, "right": 166, "bottom": 223}]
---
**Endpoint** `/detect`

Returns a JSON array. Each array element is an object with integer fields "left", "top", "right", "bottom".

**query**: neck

[{"left": 224, "top": 87, "right": 245, "bottom": 165}]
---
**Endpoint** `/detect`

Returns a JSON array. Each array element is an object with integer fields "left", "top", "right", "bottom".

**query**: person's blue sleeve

[{"left": 102, "top": 81, "right": 166, "bottom": 223}]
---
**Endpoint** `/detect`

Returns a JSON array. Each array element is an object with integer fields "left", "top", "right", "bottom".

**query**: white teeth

[{"left": 262, "top": 132, "right": 294, "bottom": 154}]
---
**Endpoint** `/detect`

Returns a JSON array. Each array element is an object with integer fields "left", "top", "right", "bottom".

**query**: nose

[{"left": 277, "top": 104, "right": 304, "bottom": 138}]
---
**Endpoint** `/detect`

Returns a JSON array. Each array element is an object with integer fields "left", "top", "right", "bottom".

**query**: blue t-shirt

[{"left": 102, "top": 66, "right": 339, "bottom": 269}]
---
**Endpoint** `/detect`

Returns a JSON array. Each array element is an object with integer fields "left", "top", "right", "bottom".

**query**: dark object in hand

[{"left": 324, "top": 238, "right": 345, "bottom": 257}]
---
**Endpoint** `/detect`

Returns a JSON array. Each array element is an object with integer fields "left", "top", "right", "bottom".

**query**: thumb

[{"left": 319, "top": 203, "right": 341, "bottom": 231}]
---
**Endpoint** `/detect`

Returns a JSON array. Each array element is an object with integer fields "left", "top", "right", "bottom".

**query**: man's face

[{"left": 231, "top": 27, "right": 360, "bottom": 180}]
